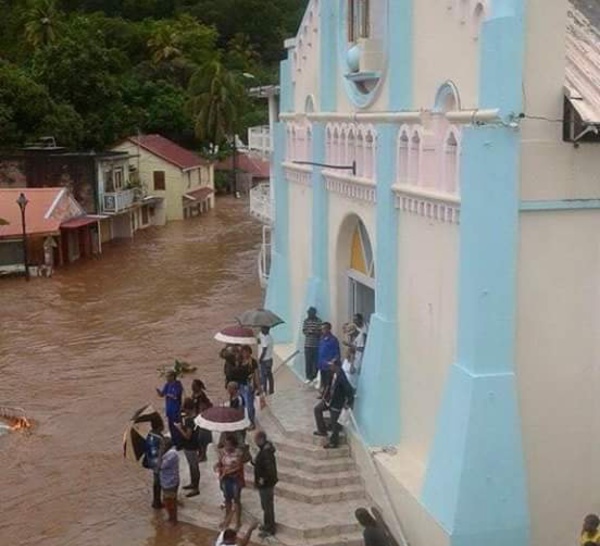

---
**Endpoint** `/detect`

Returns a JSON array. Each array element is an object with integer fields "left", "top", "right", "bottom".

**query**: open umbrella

[
  {"left": 194, "top": 406, "right": 250, "bottom": 432},
  {"left": 214, "top": 325, "right": 257, "bottom": 345},
  {"left": 123, "top": 404, "right": 163, "bottom": 464},
  {"left": 236, "top": 308, "right": 284, "bottom": 329}
]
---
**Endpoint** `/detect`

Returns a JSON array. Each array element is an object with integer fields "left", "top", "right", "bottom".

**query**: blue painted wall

[
  {"left": 422, "top": 4, "right": 530, "bottom": 546},
  {"left": 387, "top": 0, "right": 413, "bottom": 111},
  {"left": 264, "top": 60, "right": 293, "bottom": 343},
  {"left": 355, "top": 123, "right": 400, "bottom": 446}
]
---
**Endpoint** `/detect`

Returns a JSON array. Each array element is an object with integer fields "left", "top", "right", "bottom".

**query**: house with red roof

[
  {"left": 0, "top": 187, "right": 101, "bottom": 276},
  {"left": 113, "top": 134, "right": 214, "bottom": 222}
]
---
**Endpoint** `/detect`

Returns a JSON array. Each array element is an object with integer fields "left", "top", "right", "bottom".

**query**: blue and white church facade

[{"left": 263, "top": 1, "right": 600, "bottom": 546}]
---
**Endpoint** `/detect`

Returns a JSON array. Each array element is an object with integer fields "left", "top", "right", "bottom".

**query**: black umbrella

[
  {"left": 236, "top": 308, "right": 284, "bottom": 328},
  {"left": 123, "top": 404, "right": 163, "bottom": 465}
]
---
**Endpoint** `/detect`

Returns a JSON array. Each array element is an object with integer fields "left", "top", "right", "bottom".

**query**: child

[
  {"left": 342, "top": 347, "right": 359, "bottom": 390},
  {"left": 159, "top": 438, "right": 180, "bottom": 524}
]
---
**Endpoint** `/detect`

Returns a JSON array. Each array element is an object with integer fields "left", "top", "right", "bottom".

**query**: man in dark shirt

[
  {"left": 355, "top": 508, "right": 389, "bottom": 546},
  {"left": 253, "top": 431, "right": 278, "bottom": 537},
  {"left": 302, "top": 307, "right": 322, "bottom": 383},
  {"left": 313, "top": 359, "right": 354, "bottom": 448},
  {"left": 174, "top": 397, "right": 200, "bottom": 497}
]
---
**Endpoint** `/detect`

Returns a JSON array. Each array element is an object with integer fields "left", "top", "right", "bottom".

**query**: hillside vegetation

[{"left": 0, "top": 0, "right": 306, "bottom": 153}]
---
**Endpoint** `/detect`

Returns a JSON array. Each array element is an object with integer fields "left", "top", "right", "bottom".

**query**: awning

[
  {"left": 183, "top": 188, "right": 214, "bottom": 201},
  {"left": 141, "top": 196, "right": 164, "bottom": 205},
  {"left": 60, "top": 216, "right": 99, "bottom": 230}
]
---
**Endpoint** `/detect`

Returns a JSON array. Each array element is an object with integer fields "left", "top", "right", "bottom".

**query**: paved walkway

[{"left": 177, "top": 363, "right": 366, "bottom": 546}]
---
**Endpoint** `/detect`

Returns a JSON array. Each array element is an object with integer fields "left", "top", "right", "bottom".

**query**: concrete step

[
  {"left": 278, "top": 465, "right": 362, "bottom": 488},
  {"left": 271, "top": 532, "right": 364, "bottom": 546},
  {"left": 273, "top": 437, "right": 351, "bottom": 460},
  {"left": 276, "top": 481, "right": 365, "bottom": 504},
  {"left": 180, "top": 494, "right": 365, "bottom": 541},
  {"left": 277, "top": 451, "right": 356, "bottom": 474}
]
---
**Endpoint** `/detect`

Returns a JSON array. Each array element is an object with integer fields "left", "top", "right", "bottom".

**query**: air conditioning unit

[{"left": 358, "top": 38, "right": 383, "bottom": 72}]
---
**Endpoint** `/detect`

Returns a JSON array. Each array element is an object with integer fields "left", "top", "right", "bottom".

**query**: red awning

[{"left": 60, "top": 216, "right": 99, "bottom": 230}]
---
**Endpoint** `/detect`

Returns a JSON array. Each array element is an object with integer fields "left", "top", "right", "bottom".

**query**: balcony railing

[
  {"left": 249, "top": 182, "right": 273, "bottom": 224},
  {"left": 102, "top": 188, "right": 136, "bottom": 213},
  {"left": 248, "top": 125, "right": 272, "bottom": 156}
]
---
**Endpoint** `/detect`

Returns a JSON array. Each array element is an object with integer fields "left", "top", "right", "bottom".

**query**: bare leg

[
  {"left": 221, "top": 500, "right": 233, "bottom": 529},
  {"left": 234, "top": 500, "right": 242, "bottom": 530}
]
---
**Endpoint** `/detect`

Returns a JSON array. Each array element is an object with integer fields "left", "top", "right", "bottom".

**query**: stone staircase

[{"left": 179, "top": 366, "right": 368, "bottom": 546}]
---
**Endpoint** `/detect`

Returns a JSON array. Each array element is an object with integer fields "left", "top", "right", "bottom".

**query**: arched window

[
  {"left": 326, "top": 126, "right": 333, "bottom": 164},
  {"left": 333, "top": 126, "right": 340, "bottom": 165},
  {"left": 443, "top": 131, "right": 459, "bottom": 194},
  {"left": 356, "top": 130, "right": 365, "bottom": 177},
  {"left": 347, "top": 127, "right": 356, "bottom": 173},
  {"left": 350, "top": 221, "right": 374, "bottom": 278},
  {"left": 472, "top": 3, "right": 486, "bottom": 39},
  {"left": 340, "top": 126, "right": 348, "bottom": 164},
  {"left": 408, "top": 131, "right": 421, "bottom": 186},
  {"left": 306, "top": 125, "right": 313, "bottom": 163},
  {"left": 398, "top": 130, "right": 409, "bottom": 183},
  {"left": 364, "top": 129, "right": 375, "bottom": 180},
  {"left": 348, "top": 0, "right": 370, "bottom": 42}
]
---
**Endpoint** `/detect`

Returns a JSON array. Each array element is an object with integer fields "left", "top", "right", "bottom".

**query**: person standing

[
  {"left": 156, "top": 370, "right": 183, "bottom": 444},
  {"left": 159, "top": 438, "right": 180, "bottom": 524},
  {"left": 352, "top": 313, "right": 368, "bottom": 368},
  {"left": 302, "top": 307, "right": 322, "bottom": 383},
  {"left": 354, "top": 508, "right": 389, "bottom": 546},
  {"left": 144, "top": 414, "right": 165, "bottom": 509},
  {"left": 191, "top": 379, "right": 213, "bottom": 461},
  {"left": 314, "top": 359, "right": 354, "bottom": 448},
  {"left": 580, "top": 514, "right": 600, "bottom": 545},
  {"left": 341, "top": 347, "right": 359, "bottom": 390},
  {"left": 239, "top": 345, "right": 260, "bottom": 430},
  {"left": 258, "top": 326, "right": 274, "bottom": 395},
  {"left": 215, "top": 434, "right": 245, "bottom": 531},
  {"left": 317, "top": 322, "right": 340, "bottom": 394},
  {"left": 253, "top": 431, "right": 278, "bottom": 538},
  {"left": 174, "top": 397, "right": 200, "bottom": 498}
]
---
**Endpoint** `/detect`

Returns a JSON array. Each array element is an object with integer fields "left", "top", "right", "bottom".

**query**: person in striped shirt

[{"left": 302, "top": 307, "right": 322, "bottom": 383}]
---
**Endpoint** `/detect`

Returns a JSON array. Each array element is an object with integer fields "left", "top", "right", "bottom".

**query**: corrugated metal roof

[
  {"left": 125, "top": 134, "right": 207, "bottom": 171},
  {"left": 566, "top": 2, "right": 600, "bottom": 123}
]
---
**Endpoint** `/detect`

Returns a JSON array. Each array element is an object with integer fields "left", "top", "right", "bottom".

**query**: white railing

[
  {"left": 249, "top": 182, "right": 273, "bottom": 224},
  {"left": 248, "top": 126, "right": 272, "bottom": 156},
  {"left": 102, "top": 188, "right": 136, "bottom": 213},
  {"left": 258, "top": 225, "right": 271, "bottom": 289}
]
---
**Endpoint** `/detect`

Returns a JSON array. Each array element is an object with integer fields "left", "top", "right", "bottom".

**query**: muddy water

[{"left": 0, "top": 198, "right": 262, "bottom": 546}]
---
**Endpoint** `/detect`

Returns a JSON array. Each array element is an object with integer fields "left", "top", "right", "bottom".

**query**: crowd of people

[
  {"left": 302, "top": 307, "right": 367, "bottom": 449},
  {"left": 143, "top": 337, "right": 278, "bottom": 543},
  {"left": 137, "top": 310, "right": 381, "bottom": 543}
]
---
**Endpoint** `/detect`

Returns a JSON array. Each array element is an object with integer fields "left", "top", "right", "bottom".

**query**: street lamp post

[{"left": 16, "top": 193, "right": 29, "bottom": 282}]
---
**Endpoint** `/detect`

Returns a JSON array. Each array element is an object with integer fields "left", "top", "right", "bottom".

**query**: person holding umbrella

[
  {"left": 144, "top": 414, "right": 165, "bottom": 509},
  {"left": 156, "top": 370, "right": 183, "bottom": 445},
  {"left": 258, "top": 326, "right": 274, "bottom": 395},
  {"left": 174, "top": 398, "right": 201, "bottom": 498}
]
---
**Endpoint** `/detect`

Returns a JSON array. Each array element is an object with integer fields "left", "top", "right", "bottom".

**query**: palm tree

[
  {"left": 187, "top": 58, "right": 244, "bottom": 147},
  {"left": 24, "top": 0, "right": 60, "bottom": 49},
  {"left": 147, "top": 24, "right": 183, "bottom": 65}
]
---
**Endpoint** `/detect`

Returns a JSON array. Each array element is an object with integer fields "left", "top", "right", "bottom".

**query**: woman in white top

[{"left": 341, "top": 347, "right": 359, "bottom": 390}]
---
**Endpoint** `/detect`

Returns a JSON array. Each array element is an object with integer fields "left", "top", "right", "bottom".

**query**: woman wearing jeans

[{"left": 238, "top": 345, "right": 260, "bottom": 430}]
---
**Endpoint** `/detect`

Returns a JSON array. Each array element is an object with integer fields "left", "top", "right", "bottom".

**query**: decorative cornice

[
  {"left": 324, "top": 170, "right": 376, "bottom": 204},
  {"left": 393, "top": 184, "right": 460, "bottom": 223},
  {"left": 283, "top": 161, "right": 312, "bottom": 186}
]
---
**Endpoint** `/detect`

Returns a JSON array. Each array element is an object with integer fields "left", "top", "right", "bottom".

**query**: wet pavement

[{"left": 0, "top": 197, "right": 262, "bottom": 546}]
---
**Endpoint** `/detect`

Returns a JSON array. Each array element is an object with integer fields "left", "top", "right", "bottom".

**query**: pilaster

[{"left": 355, "top": 124, "right": 400, "bottom": 446}]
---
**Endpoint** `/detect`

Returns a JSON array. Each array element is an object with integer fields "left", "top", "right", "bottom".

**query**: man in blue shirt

[
  {"left": 156, "top": 370, "right": 183, "bottom": 444},
  {"left": 317, "top": 322, "right": 340, "bottom": 394}
]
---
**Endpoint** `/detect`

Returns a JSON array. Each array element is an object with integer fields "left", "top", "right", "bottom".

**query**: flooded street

[{"left": 0, "top": 197, "right": 262, "bottom": 546}]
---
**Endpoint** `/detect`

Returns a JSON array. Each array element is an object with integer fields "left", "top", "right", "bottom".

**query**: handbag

[{"left": 338, "top": 408, "right": 352, "bottom": 428}]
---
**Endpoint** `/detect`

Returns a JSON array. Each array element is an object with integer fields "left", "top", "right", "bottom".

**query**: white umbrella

[
  {"left": 194, "top": 406, "right": 250, "bottom": 432},
  {"left": 214, "top": 325, "right": 257, "bottom": 345}
]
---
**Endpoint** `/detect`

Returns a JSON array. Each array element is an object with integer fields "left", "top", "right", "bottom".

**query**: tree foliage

[{"left": 0, "top": 0, "right": 307, "bottom": 151}]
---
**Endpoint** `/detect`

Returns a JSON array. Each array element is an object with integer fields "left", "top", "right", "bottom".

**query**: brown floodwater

[{"left": 0, "top": 197, "right": 262, "bottom": 546}]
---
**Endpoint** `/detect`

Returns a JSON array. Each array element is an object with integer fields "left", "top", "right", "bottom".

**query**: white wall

[
  {"left": 397, "top": 212, "right": 459, "bottom": 473},
  {"left": 288, "top": 179, "right": 313, "bottom": 330},
  {"left": 516, "top": 211, "right": 600, "bottom": 546}
]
